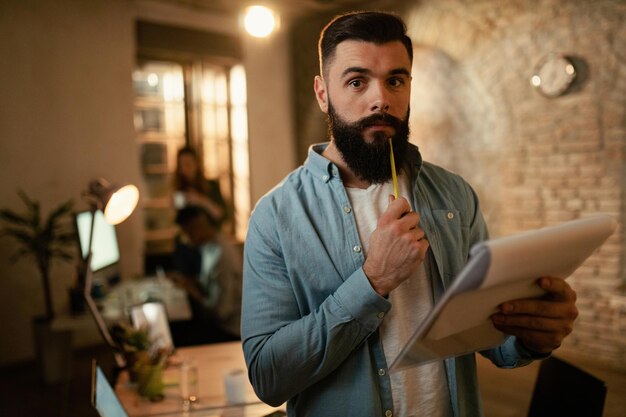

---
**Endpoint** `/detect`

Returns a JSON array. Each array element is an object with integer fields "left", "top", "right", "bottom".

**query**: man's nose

[{"left": 369, "top": 81, "right": 391, "bottom": 113}]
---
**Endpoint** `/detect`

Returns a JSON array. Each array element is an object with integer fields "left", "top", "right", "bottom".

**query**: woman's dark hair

[
  {"left": 318, "top": 11, "right": 413, "bottom": 77},
  {"left": 174, "top": 146, "right": 208, "bottom": 193}
]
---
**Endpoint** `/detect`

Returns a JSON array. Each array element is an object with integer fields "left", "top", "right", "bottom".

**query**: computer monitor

[
  {"left": 76, "top": 209, "right": 120, "bottom": 274},
  {"left": 91, "top": 361, "right": 129, "bottom": 417}
]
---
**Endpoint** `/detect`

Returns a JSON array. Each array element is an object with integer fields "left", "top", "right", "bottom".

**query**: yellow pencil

[{"left": 388, "top": 137, "right": 399, "bottom": 199}]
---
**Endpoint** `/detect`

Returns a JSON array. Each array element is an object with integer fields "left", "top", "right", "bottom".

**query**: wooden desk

[{"left": 115, "top": 341, "right": 285, "bottom": 417}]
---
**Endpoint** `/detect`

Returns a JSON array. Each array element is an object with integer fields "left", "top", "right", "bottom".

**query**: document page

[{"left": 390, "top": 214, "right": 617, "bottom": 372}]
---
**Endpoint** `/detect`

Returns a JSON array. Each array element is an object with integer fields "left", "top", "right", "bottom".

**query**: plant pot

[
  {"left": 32, "top": 317, "right": 73, "bottom": 384},
  {"left": 136, "top": 362, "right": 165, "bottom": 401}
]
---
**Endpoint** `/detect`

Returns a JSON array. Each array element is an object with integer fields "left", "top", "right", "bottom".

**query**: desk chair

[{"left": 527, "top": 356, "right": 607, "bottom": 417}]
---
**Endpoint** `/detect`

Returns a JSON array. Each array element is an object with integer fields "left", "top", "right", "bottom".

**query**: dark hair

[
  {"left": 318, "top": 11, "right": 413, "bottom": 77},
  {"left": 173, "top": 146, "right": 208, "bottom": 193},
  {"left": 175, "top": 205, "right": 220, "bottom": 229}
]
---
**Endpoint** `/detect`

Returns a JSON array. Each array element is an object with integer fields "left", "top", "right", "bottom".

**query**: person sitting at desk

[{"left": 170, "top": 205, "right": 242, "bottom": 345}]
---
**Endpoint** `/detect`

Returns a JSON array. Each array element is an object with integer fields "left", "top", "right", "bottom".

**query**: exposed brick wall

[{"left": 404, "top": 0, "right": 626, "bottom": 369}]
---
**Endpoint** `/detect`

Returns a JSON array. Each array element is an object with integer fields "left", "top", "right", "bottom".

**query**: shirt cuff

[
  {"left": 514, "top": 338, "right": 552, "bottom": 360},
  {"left": 333, "top": 267, "right": 391, "bottom": 333}
]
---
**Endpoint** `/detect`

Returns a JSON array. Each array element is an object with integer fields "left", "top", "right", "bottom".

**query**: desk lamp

[
  {"left": 80, "top": 178, "right": 139, "bottom": 369},
  {"left": 79, "top": 177, "right": 139, "bottom": 286}
]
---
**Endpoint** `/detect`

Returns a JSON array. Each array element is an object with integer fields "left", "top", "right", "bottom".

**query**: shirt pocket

[{"left": 432, "top": 209, "right": 470, "bottom": 283}]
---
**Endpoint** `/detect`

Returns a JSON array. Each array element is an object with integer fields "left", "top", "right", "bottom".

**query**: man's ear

[{"left": 314, "top": 75, "right": 329, "bottom": 113}]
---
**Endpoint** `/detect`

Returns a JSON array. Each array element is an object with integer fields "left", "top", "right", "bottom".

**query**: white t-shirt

[{"left": 345, "top": 173, "right": 453, "bottom": 417}]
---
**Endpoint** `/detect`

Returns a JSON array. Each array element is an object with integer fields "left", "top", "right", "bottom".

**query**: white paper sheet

[{"left": 390, "top": 214, "right": 618, "bottom": 372}]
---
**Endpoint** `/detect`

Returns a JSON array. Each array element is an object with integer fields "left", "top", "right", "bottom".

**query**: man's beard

[{"left": 328, "top": 101, "right": 410, "bottom": 184}]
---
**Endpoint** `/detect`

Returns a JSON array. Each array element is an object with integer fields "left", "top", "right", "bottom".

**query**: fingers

[
  {"left": 492, "top": 277, "right": 579, "bottom": 354},
  {"left": 498, "top": 298, "right": 579, "bottom": 320},
  {"left": 498, "top": 278, "right": 578, "bottom": 319},
  {"left": 492, "top": 324, "right": 564, "bottom": 354},
  {"left": 536, "top": 277, "right": 577, "bottom": 302},
  {"left": 382, "top": 196, "right": 423, "bottom": 232},
  {"left": 382, "top": 196, "right": 412, "bottom": 223},
  {"left": 492, "top": 313, "right": 574, "bottom": 354},
  {"left": 492, "top": 314, "right": 574, "bottom": 334}
]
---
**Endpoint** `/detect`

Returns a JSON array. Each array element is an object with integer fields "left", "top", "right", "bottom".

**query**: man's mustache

[{"left": 356, "top": 113, "right": 404, "bottom": 129}]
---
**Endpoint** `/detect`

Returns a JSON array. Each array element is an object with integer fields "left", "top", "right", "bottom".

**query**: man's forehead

[{"left": 327, "top": 40, "right": 411, "bottom": 76}]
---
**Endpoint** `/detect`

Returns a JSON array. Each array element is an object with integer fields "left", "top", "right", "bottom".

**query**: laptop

[
  {"left": 127, "top": 300, "right": 175, "bottom": 353},
  {"left": 91, "top": 361, "right": 129, "bottom": 417}
]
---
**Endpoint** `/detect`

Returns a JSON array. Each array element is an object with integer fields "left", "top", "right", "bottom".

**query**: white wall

[{"left": 0, "top": 0, "right": 296, "bottom": 365}]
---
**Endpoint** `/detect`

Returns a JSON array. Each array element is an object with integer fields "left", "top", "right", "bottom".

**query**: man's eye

[
  {"left": 388, "top": 77, "right": 405, "bottom": 87},
  {"left": 348, "top": 79, "right": 363, "bottom": 88}
]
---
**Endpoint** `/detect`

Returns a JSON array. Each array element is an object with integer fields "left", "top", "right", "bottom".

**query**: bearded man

[{"left": 241, "top": 11, "right": 578, "bottom": 417}]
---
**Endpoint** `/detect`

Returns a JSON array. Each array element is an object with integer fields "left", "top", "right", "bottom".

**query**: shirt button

[
  {"left": 322, "top": 175, "right": 329, "bottom": 181},
  {"left": 447, "top": 212, "right": 454, "bottom": 219},
  {"left": 377, "top": 312, "right": 385, "bottom": 319},
  {"left": 343, "top": 206, "right": 352, "bottom": 213},
  {"left": 385, "top": 410, "right": 393, "bottom": 417},
  {"left": 378, "top": 368, "right": 386, "bottom": 376},
  {"left": 353, "top": 245, "right": 361, "bottom": 253}
]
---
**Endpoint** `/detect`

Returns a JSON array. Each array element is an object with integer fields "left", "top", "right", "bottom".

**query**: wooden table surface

[{"left": 115, "top": 341, "right": 285, "bottom": 417}]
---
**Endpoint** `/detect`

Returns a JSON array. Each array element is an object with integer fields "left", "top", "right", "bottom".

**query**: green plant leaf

[
  {"left": 57, "top": 232, "right": 78, "bottom": 244},
  {"left": 16, "top": 189, "right": 35, "bottom": 208},
  {"left": 9, "top": 248, "right": 32, "bottom": 263},
  {"left": 50, "top": 249, "right": 74, "bottom": 261},
  {"left": 0, "top": 208, "right": 30, "bottom": 226},
  {"left": 0, "top": 227, "right": 35, "bottom": 245},
  {"left": 16, "top": 189, "right": 40, "bottom": 229},
  {"left": 44, "top": 199, "right": 74, "bottom": 233}
]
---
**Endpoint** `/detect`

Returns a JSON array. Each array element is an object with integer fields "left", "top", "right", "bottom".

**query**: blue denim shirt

[{"left": 242, "top": 143, "right": 538, "bottom": 417}]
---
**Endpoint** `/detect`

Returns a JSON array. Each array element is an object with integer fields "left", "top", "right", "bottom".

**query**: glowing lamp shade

[
  {"left": 87, "top": 179, "right": 139, "bottom": 225},
  {"left": 103, "top": 184, "right": 139, "bottom": 225},
  {"left": 244, "top": 6, "right": 276, "bottom": 38}
]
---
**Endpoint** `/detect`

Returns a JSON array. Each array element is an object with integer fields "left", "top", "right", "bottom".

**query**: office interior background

[{"left": 0, "top": 0, "right": 624, "bottom": 414}]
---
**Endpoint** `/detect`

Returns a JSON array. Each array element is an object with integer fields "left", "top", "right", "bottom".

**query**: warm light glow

[
  {"left": 104, "top": 184, "right": 139, "bottom": 225},
  {"left": 229, "top": 64, "right": 250, "bottom": 241},
  {"left": 530, "top": 75, "right": 541, "bottom": 87},
  {"left": 163, "top": 71, "right": 184, "bottom": 102},
  {"left": 147, "top": 73, "right": 159, "bottom": 87},
  {"left": 244, "top": 6, "right": 276, "bottom": 38},
  {"left": 230, "top": 65, "right": 247, "bottom": 106}
]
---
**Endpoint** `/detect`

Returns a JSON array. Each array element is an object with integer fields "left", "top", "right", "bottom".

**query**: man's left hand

[{"left": 491, "top": 277, "right": 578, "bottom": 354}]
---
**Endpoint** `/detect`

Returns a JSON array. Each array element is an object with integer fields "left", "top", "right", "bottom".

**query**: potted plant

[
  {"left": 0, "top": 189, "right": 76, "bottom": 321},
  {"left": 112, "top": 322, "right": 170, "bottom": 401},
  {"left": 0, "top": 189, "right": 76, "bottom": 383}
]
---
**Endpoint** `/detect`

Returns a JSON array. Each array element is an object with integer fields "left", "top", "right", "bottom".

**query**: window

[{"left": 133, "top": 21, "right": 249, "bottom": 257}]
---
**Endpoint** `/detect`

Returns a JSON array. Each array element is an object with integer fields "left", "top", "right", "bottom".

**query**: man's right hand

[{"left": 363, "top": 195, "right": 429, "bottom": 297}]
